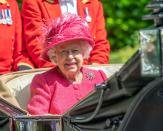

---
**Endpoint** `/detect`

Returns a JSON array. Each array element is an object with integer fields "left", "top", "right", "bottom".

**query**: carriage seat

[{"left": 0, "top": 64, "right": 122, "bottom": 111}]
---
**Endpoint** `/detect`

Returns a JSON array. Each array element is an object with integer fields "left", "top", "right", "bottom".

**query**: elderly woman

[{"left": 27, "top": 14, "right": 107, "bottom": 115}]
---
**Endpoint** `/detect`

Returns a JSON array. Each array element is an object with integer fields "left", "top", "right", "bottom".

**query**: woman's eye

[
  {"left": 60, "top": 51, "right": 67, "bottom": 55},
  {"left": 72, "top": 49, "right": 80, "bottom": 53}
]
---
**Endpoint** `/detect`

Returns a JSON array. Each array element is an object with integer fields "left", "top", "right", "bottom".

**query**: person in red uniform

[
  {"left": 22, "top": 0, "right": 110, "bottom": 68},
  {"left": 0, "top": 0, "right": 34, "bottom": 74},
  {"left": 27, "top": 14, "right": 107, "bottom": 115}
]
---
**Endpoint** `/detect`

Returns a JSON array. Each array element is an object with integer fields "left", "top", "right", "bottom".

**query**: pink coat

[{"left": 27, "top": 67, "right": 107, "bottom": 115}]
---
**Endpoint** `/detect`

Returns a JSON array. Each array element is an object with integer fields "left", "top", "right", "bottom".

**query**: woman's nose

[{"left": 67, "top": 50, "right": 74, "bottom": 58}]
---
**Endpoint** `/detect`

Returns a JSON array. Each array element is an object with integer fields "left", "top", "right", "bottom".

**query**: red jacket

[
  {"left": 22, "top": 0, "right": 110, "bottom": 68},
  {"left": 0, "top": 0, "right": 34, "bottom": 74},
  {"left": 27, "top": 67, "right": 107, "bottom": 115}
]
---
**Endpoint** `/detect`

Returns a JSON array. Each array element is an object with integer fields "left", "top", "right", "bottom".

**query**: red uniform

[
  {"left": 0, "top": 0, "right": 34, "bottom": 74},
  {"left": 22, "top": 0, "right": 110, "bottom": 68}
]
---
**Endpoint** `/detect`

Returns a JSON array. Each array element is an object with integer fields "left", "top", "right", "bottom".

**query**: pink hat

[{"left": 41, "top": 14, "right": 94, "bottom": 60}]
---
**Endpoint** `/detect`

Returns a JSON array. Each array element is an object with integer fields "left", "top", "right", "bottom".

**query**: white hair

[{"left": 47, "top": 40, "right": 92, "bottom": 64}]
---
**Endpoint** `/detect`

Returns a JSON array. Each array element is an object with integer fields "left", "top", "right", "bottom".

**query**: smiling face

[{"left": 55, "top": 40, "right": 84, "bottom": 79}]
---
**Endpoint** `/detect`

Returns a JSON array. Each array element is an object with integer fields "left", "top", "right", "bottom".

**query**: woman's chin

[{"left": 66, "top": 67, "right": 79, "bottom": 74}]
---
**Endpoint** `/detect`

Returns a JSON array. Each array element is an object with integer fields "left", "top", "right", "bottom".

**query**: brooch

[{"left": 86, "top": 72, "right": 95, "bottom": 80}]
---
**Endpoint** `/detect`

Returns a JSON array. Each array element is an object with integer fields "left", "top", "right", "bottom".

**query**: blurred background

[
  {"left": 101, "top": 0, "right": 152, "bottom": 63},
  {"left": 18, "top": 0, "right": 152, "bottom": 64}
]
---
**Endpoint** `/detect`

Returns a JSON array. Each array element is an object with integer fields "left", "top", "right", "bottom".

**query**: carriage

[
  {"left": 1, "top": 0, "right": 163, "bottom": 130},
  {"left": 0, "top": 50, "right": 163, "bottom": 131}
]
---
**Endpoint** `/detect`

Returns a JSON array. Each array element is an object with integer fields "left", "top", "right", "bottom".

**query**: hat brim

[{"left": 41, "top": 37, "right": 94, "bottom": 61}]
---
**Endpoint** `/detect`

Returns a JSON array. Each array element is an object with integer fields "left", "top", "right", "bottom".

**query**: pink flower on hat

[{"left": 41, "top": 13, "right": 94, "bottom": 60}]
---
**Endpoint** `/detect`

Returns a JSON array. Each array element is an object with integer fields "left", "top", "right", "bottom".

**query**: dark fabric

[
  {"left": 118, "top": 78, "right": 163, "bottom": 131},
  {"left": 0, "top": 97, "right": 26, "bottom": 131},
  {"left": 0, "top": 111, "right": 12, "bottom": 131}
]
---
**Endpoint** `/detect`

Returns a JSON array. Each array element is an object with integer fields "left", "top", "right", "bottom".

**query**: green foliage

[
  {"left": 102, "top": 0, "right": 153, "bottom": 50},
  {"left": 17, "top": 0, "right": 22, "bottom": 9},
  {"left": 110, "top": 46, "right": 139, "bottom": 63}
]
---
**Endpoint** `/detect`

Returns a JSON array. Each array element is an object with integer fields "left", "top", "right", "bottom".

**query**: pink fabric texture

[
  {"left": 41, "top": 14, "right": 94, "bottom": 60},
  {"left": 27, "top": 67, "right": 107, "bottom": 115}
]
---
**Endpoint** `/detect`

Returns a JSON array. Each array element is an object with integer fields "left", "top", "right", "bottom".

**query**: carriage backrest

[{"left": 0, "top": 64, "right": 122, "bottom": 110}]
